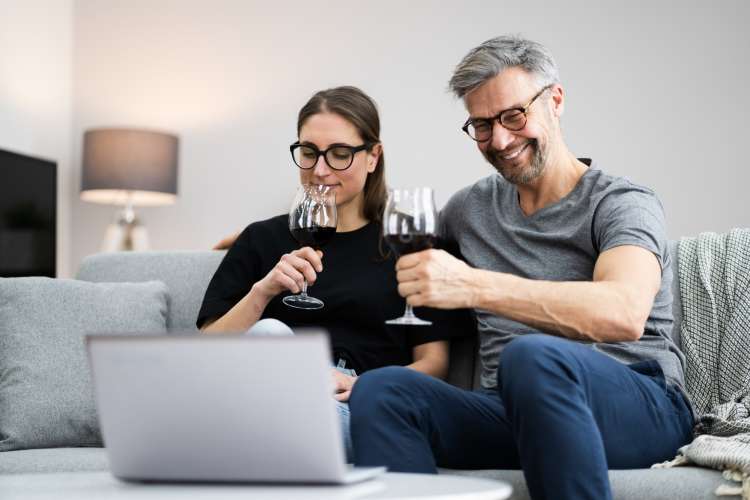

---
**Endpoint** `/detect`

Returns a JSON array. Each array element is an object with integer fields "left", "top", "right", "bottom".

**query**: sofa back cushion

[
  {"left": 668, "top": 240, "right": 683, "bottom": 350},
  {"left": 0, "top": 277, "right": 168, "bottom": 451},
  {"left": 77, "top": 251, "right": 225, "bottom": 332},
  {"left": 72, "top": 244, "right": 684, "bottom": 392}
]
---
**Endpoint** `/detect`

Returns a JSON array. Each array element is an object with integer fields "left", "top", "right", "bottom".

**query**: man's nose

[{"left": 490, "top": 121, "right": 515, "bottom": 151}]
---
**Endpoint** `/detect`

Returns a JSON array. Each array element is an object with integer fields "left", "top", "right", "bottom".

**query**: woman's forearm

[
  {"left": 407, "top": 357, "right": 448, "bottom": 379},
  {"left": 407, "top": 341, "right": 450, "bottom": 379},
  {"left": 200, "top": 284, "right": 272, "bottom": 334}
]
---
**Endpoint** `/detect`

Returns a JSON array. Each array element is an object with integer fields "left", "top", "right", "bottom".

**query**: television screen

[{"left": 0, "top": 148, "right": 57, "bottom": 277}]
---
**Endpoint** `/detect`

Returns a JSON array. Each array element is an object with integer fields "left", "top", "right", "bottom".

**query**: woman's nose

[{"left": 313, "top": 155, "right": 332, "bottom": 176}]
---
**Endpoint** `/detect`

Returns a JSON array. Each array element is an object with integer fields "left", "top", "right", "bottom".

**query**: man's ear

[
  {"left": 367, "top": 143, "right": 382, "bottom": 173},
  {"left": 550, "top": 84, "right": 565, "bottom": 118}
]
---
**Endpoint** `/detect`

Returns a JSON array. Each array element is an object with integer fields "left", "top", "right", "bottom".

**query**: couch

[{"left": 0, "top": 243, "right": 736, "bottom": 499}]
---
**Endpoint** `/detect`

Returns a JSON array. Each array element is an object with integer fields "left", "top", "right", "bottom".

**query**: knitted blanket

[{"left": 654, "top": 229, "right": 750, "bottom": 498}]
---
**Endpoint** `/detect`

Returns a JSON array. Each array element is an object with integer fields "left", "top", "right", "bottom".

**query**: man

[{"left": 347, "top": 35, "right": 695, "bottom": 500}]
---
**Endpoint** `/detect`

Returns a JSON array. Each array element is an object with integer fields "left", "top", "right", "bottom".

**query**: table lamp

[{"left": 80, "top": 128, "right": 179, "bottom": 252}]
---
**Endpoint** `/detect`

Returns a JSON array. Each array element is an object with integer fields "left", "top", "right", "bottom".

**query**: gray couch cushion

[
  {"left": 668, "top": 240, "right": 683, "bottom": 349},
  {"left": 441, "top": 467, "right": 730, "bottom": 500},
  {"left": 76, "top": 251, "right": 224, "bottom": 332},
  {"left": 446, "top": 334, "right": 477, "bottom": 390},
  {"left": 0, "top": 448, "right": 108, "bottom": 474},
  {"left": 0, "top": 278, "right": 168, "bottom": 451}
]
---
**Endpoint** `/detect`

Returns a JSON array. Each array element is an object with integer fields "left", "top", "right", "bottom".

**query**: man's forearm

[{"left": 468, "top": 269, "right": 646, "bottom": 343}]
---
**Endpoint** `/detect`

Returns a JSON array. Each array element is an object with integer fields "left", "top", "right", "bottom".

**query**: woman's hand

[
  {"left": 331, "top": 369, "right": 357, "bottom": 402},
  {"left": 252, "top": 247, "right": 324, "bottom": 301}
]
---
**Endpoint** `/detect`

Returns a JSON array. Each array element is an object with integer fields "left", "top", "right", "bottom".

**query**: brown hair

[{"left": 297, "top": 86, "right": 386, "bottom": 225}]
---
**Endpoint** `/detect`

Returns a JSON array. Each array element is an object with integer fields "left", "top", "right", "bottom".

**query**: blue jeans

[
  {"left": 349, "top": 334, "right": 694, "bottom": 500},
  {"left": 246, "top": 319, "right": 355, "bottom": 462}
]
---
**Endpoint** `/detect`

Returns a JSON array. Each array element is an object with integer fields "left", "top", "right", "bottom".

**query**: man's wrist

[
  {"left": 468, "top": 268, "right": 506, "bottom": 310},
  {"left": 465, "top": 267, "right": 484, "bottom": 309}
]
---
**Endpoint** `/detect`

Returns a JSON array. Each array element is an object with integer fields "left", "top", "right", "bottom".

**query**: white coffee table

[{"left": 0, "top": 471, "right": 511, "bottom": 500}]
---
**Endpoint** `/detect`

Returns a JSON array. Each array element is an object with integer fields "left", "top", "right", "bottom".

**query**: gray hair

[{"left": 449, "top": 35, "right": 560, "bottom": 99}]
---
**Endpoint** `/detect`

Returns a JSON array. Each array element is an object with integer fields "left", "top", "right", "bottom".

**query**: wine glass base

[
  {"left": 283, "top": 294, "right": 324, "bottom": 310},
  {"left": 385, "top": 316, "right": 432, "bottom": 326}
]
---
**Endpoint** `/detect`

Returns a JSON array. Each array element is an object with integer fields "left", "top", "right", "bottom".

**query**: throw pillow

[{"left": 0, "top": 277, "right": 169, "bottom": 451}]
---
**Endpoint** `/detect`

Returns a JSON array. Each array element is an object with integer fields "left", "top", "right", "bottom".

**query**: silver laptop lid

[{"left": 86, "top": 332, "right": 350, "bottom": 483}]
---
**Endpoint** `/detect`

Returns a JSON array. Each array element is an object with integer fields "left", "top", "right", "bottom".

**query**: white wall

[
  {"left": 72, "top": 0, "right": 750, "bottom": 272},
  {"left": 0, "top": 0, "right": 73, "bottom": 277}
]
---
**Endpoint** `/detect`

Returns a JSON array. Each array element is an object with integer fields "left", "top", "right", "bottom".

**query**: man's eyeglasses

[
  {"left": 290, "top": 142, "right": 371, "bottom": 171},
  {"left": 462, "top": 84, "right": 553, "bottom": 142}
]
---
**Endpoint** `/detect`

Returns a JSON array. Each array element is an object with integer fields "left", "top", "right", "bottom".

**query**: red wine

[
  {"left": 385, "top": 234, "right": 436, "bottom": 256},
  {"left": 291, "top": 226, "right": 336, "bottom": 249}
]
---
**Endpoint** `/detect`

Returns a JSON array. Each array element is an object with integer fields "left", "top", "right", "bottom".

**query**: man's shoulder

[
  {"left": 585, "top": 162, "right": 668, "bottom": 254},
  {"left": 586, "top": 162, "right": 658, "bottom": 199},
  {"left": 444, "top": 174, "right": 503, "bottom": 213},
  {"left": 468, "top": 172, "right": 505, "bottom": 195}
]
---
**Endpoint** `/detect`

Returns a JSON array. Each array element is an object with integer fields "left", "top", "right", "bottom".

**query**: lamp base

[{"left": 100, "top": 208, "right": 150, "bottom": 252}]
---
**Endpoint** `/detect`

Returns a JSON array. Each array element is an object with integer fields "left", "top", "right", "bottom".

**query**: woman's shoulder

[{"left": 235, "top": 214, "right": 289, "bottom": 247}]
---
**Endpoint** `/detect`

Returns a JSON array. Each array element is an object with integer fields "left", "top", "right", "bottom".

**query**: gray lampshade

[{"left": 80, "top": 128, "right": 179, "bottom": 206}]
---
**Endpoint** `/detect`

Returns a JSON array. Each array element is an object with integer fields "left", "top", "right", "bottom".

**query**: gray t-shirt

[{"left": 441, "top": 160, "right": 686, "bottom": 391}]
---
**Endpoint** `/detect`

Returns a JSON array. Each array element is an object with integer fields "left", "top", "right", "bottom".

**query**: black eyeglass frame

[
  {"left": 289, "top": 142, "right": 372, "bottom": 171},
  {"left": 461, "top": 84, "right": 554, "bottom": 142}
]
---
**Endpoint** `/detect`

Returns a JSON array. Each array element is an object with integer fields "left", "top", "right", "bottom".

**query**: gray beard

[{"left": 487, "top": 140, "right": 547, "bottom": 185}]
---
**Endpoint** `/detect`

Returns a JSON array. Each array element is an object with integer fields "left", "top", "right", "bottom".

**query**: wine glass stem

[
  {"left": 300, "top": 279, "right": 309, "bottom": 297},
  {"left": 403, "top": 304, "right": 417, "bottom": 319}
]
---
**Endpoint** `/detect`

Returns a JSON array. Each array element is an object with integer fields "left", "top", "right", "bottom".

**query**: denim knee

[
  {"left": 245, "top": 318, "right": 294, "bottom": 336},
  {"left": 498, "top": 334, "right": 572, "bottom": 393},
  {"left": 349, "top": 366, "right": 418, "bottom": 421}
]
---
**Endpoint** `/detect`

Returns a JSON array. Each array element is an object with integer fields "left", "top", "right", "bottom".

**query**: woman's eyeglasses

[{"left": 290, "top": 143, "right": 371, "bottom": 171}]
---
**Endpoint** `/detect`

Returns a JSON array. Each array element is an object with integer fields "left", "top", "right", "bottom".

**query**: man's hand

[
  {"left": 331, "top": 369, "right": 357, "bottom": 402},
  {"left": 395, "top": 249, "right": 477, "bottom": 309}
]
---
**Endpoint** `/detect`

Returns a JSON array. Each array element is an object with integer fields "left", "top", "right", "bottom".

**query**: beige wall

[
  {"left": 8, "top": 0, "right": 749, "bottom": 274},
  {"left": 0, "top": 0, "right": 73, "bottom": 277}
]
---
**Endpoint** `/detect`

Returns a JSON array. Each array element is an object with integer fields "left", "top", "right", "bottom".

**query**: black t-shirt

[{"left": 197, "top": 215, "right": 472, "bottom": 374}]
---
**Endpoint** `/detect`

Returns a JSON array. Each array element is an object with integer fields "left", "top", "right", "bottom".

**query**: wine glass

[
  {"left": 283, "top": 184, "right": 337, "bottom": 310},
  {"left": 383, "top": 187, "right": 438, "bottom": 325}
]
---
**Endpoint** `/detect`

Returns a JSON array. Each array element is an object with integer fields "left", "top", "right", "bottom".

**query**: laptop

[{"left": 85, "top": 331, "right": 385, "bottom": 484}]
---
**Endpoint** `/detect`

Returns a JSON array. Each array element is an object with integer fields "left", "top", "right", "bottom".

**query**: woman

[{"left": 197, "top": 86, "right": 468, "bottom": 459}]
